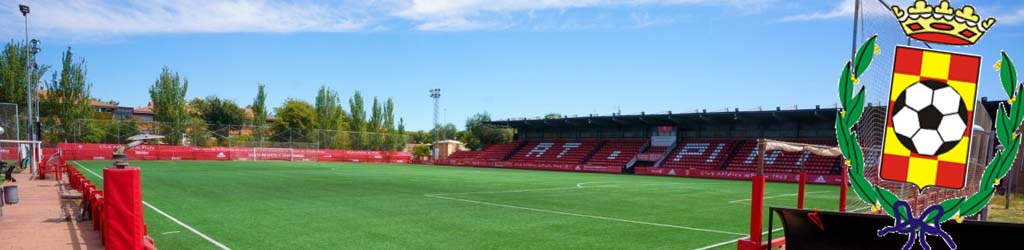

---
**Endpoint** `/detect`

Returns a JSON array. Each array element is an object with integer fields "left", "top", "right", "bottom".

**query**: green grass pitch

[{"left": 71, "top": 160, "right": 853, "bottom": 250}]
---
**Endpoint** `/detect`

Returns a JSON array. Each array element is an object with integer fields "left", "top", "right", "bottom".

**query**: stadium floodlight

[
  {"left": 21, "top": 4, "right": 38, "bottom": 176},
  {"left": 112, "top": 134, "right": 165, "bottom": 168},
  {"left": 429, "top": 89, "right": 441, "bottom": 160},
  {"left": 30, "top": 39, "right": 40, "bottom": 54}
]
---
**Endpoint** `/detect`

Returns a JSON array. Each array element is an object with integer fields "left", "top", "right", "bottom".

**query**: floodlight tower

[
  {"left": 20, "top": 4, "right": 39, "bottom": 175},
  {"left": 430, "top": 89, "right": 441, "bottom": 160}
]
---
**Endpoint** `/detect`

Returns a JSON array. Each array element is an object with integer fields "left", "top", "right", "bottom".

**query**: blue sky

[{"left": 2, "top": 0, "right": 1023, "bottom": 131}]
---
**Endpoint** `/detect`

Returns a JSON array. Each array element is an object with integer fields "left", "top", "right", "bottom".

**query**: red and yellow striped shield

[{"left": 879, "top": 46, "right": 981, "bottom": 190}]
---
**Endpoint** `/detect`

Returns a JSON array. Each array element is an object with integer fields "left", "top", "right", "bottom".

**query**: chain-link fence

[
  {"left": 0, "top": 103, "right": 23, "bottom": 141},
  {"left": 39, "top": 118, "right": 409, "bottom": 152}
]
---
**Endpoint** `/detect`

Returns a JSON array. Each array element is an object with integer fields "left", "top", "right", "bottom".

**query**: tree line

[{"left": 1, "top": 40, "right": 514, "bottom": 153}]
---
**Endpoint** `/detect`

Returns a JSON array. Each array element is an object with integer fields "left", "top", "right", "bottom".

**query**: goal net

[
  {"left": 0, "top": 103, "right": 20, "bottom": 141},
  {"left": 851, "top": 0, "right": 993, "bottom": 216}
]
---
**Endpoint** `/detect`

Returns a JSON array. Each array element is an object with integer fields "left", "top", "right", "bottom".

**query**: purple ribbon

[{"left": 877, "top": 200, "right": 957, "bottom": 250}]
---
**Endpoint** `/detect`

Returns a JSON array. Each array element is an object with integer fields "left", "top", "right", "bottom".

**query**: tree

[
  {"left": 0, "top": 41, "right": 49, "bottom": 140},
  {"left": 272, "top": 99, "right": 317, "bottom": 143},
  {"left": 465, "top": 112, "right": 514, "bottom": 150},
  {"left": 192, "top": 96, "right": 245, "bottom": 143},
  {"left": 0, "top": 41, "right": 48, "bottom": 111},
  {"left": 315, "top": 86, "right": 347, "bottom": 149},
  {"left": 544, "top": 113, "right": 562, "bottom": 119},
  {"left": 40, "top": 47, "right": 93, "bottom": 143},
  {"left": 101, "top": 118, "right": 140, "bottom": 144},
  {"left": 382, "top": 98, "right": 397, "bottom": 150},
  {"left": 405, "top": 131, "right": 431, "bottom": 144},
  {"left": 412, "top": 144, "right": 431, "bottom": 159},
  {"left": 368, "top": 97, "right": 383, "bottom": 150},
  {"left": 431, "top": 123, "right": 459, "bottom": 141},
  {"left": 348, "top": 91, "right": 366, "bottom": 149},
  {"left": 396, "top": 118, "right": 406, "bottom": 151},
  {"left": 149, "top": 66, "right": 189, "bottom": 145},
  {"left": 186, "top": 117, "right": 211, "bottom": 146},
  {"left": 252, "top": 84, "right": 268, "bottom": 143}
]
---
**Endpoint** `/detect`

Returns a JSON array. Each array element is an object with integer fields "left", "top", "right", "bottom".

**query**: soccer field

[{"left": 71, "top": 161, "right": 850, "bottom": 250}]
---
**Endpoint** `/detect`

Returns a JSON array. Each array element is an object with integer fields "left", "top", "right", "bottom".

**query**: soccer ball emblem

[{"left": 891, "top": 80, "right": 969, "bottom": 156}]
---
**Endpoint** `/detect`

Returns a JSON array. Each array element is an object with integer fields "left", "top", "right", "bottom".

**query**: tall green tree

[
  {"left": 382, "top": 98, "right": 397, "bottom": 150},
  {"left": 149, "top": 66, "right": 190, "bottom": 145},
  {"left": 251, "top": 84, "right": 268, "bottom": 143},
  {"left": 368, "top": 97, "right": 383, "bottom": 150},
  {"left": 191, "top": 96, "right": 245, "bottom": 143},
  {"left": 348, "top": 91, "right": 367, "bottom": 149},
  {"left": 0, "top": 41, "right": 49, "bottom": 140},
  {"left": 40, "top": 47, "right": 93, "bottom": 143},
  {"left": 272, "top": 99, "right": 317, "bottom": 143},
  {"left": 431, "top": 123, "right": 459, "bottom": 141},
  {"left": 315, "top": 86, "right": 348, "bottom": 149},
  {"left": 0, "top": 42, "right": 48, "bottom": 110},
  {"left": 396, "top": 118, "right": 406, "bottom": 150},
  {"left": 465, "top": 112, "right": 514, "bottom": 150}
]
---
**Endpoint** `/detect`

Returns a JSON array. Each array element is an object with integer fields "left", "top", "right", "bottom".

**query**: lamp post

[
  {"left": 19, "top": 4, "right": 38, "bottom": 176},
  {"left": 430, "top": 89, "right": 441, "bottom": 160}
]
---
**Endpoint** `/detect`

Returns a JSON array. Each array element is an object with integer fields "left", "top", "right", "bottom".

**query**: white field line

[
  {"left": 576, "top": 182, "right": 607, "bottom": 188},
  {"left": 424, "top": 185, "right": 617, "bottom": 197},
  {"left": 72, "top": 161, "right": 232, "bottom": 250},
  {"left": 728, "top": 191, "right": 832, "bottom": 203},
  {"left": 692, "top": 228, "right": 784, "bottom": 250},
  {"left": 425, "top": 194, "right": 747, "bottom": 236},
  {"left": 426, "top": 182, "right": 711, "bottom": 197}
]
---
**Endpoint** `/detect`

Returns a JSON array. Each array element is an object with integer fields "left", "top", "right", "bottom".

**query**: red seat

[
  {"left": 584, "top": 139, "right": 645, "bottom": 167},
  {"left": 660, "top": 139, "right": 738, "bottom": 169}
]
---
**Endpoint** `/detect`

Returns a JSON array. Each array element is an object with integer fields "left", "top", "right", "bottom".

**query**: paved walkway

[{"left": 0, "top": 170, "right": 103, "bottom": 250}]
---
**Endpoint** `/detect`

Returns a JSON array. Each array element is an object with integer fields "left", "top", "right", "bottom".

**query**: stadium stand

[
  {"left": 509, "top": 140, "right": 600, "bottom": 164},
  {"left": 660, "top": 139, "right": 739, "bottom": 170},
  {"left": 432, "top": 107, "right": 873, "bottom": 182},
  {"left": 725, "top": 139, "right": 839, "bottom": 175},
  {"left": 447, "top": 137, "right": 839, "bottom": 176},
  {"left": 583, "top": 139, "right": 645, "bottom": 167},
  {"left": 480, "top": 143, "right": 523, "bottom": 160}
]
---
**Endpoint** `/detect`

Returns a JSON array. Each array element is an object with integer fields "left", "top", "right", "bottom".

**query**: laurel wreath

[{"left": 836, "top": 35, "right": 1023, "bottom": 223}]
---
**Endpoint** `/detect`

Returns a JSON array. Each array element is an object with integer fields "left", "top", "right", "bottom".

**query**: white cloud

[
  {"left": 2, "top": 0, "right": 372, "bottom": 37},
  {"left": 1, "top": 0, "right": 779, "bottom": 36},
  {"left": 392, "top": 0, "right": 775, "bottom": 31},
  {"left": 778, "top": 0, "right": 910, "bottom": 22},
  {"left": 778, "top": 0, "right": 854, "bottom": 22},
  {"left": 1001, "top": 8, "right": 1024, "bottom": 25}
]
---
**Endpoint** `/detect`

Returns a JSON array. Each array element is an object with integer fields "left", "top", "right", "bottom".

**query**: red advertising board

[
  {"left": 53, "top": 143, "right": 411, "bottom": 164},
  {"left": 634, "top": 167, "right": 842, "bottom": 185},
  {"left": 433, "top": 159, "right": 623, "bottom": 174}
]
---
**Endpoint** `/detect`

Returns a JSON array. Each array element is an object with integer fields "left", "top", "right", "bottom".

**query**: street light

[
  {"left": 429, "top": 89, "right": 441, "bottom": 160},
  {"left": 20, "top": 4, "right": 38, "bottom": 176}
]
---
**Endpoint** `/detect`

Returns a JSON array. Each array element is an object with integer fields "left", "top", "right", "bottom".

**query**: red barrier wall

[
  {"left": 633, "top": 167, "right": 843, "bottom": 185},
  {"left": 433, "top": 159, "right": 623, "bottom": 174},
  {"left": 56, "top": 143, "right": 411, "bottom": 163}
]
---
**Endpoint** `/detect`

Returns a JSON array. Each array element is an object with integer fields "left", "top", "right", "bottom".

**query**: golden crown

[{"left": 890, "top": 0, "right": 996, "bottom": 46}]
